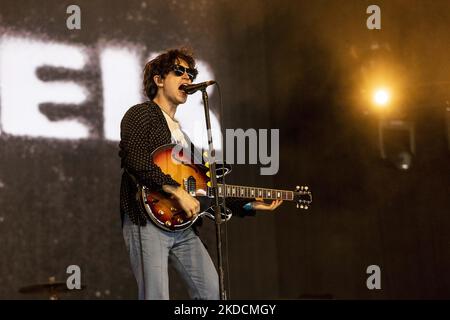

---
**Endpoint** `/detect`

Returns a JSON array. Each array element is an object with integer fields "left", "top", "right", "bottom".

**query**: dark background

[{"left": 0, "top": 0, "right": 449, "bottom": 299}]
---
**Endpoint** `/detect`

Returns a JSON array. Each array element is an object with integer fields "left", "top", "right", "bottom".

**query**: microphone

[{"left": 180, "top": 80, "right": 216, "bottom": 95}]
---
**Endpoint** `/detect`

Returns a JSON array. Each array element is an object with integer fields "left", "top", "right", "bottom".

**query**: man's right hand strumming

[{"left": 162, "top": 185, "right": 200, "bottom": 218}]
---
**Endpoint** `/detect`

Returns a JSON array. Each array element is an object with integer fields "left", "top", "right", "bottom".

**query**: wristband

[{"left": 243, "top": 202, "right": 253, "bottom": 211}]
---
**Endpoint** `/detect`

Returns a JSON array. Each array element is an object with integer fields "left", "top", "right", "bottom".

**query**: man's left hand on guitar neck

[{"left": 251, "top": 198, "right": 283, "bottom": 211}]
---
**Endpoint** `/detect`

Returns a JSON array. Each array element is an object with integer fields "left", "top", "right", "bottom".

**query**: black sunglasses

[{"left": 172, "top": 64, "right": 198, "bottom": 81}]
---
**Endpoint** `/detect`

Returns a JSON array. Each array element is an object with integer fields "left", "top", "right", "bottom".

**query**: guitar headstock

[{"left": 294, "top": 185, "right": 312, "bottom": 210}]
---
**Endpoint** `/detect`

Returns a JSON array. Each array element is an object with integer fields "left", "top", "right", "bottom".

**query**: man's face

[{"left": 159, "top": 58, "right": 194, "bottom": 106}]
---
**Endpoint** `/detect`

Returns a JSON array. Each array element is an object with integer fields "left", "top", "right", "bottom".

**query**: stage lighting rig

[{"left": 378, "top": 118, "right": 415, "bottom": 171}]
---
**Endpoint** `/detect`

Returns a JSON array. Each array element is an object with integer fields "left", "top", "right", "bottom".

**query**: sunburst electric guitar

[{"left": 138, "top": 144, "right": 313, "bottom": 232}]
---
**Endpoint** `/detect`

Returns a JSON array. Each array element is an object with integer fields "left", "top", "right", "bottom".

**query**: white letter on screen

[
  {"left": 101, "top": 46, "right": 142, "bottom": 141},
  {"left": 0, "top": 36, "right": 89, "bottom": 139}
]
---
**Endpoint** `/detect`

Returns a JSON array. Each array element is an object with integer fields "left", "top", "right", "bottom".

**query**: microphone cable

[
  {"left": 125, "top": 170, "right": 147, "bottom": 300},
  {"left": 137, "top": 218, "right": 146, "bottom": 300}
]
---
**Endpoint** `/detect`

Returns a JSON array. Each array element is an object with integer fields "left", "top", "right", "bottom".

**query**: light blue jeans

[{"left": 122, "top": 214, "right": 219, "bottom": 300}]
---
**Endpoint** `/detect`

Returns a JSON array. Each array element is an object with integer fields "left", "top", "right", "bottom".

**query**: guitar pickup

[{"left": 183, "top": 176, "right": 197, "bottom": 196}]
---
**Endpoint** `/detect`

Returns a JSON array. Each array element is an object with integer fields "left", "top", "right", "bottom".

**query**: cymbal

[{"left": 19, "top": 282, "right": 86, "bottom": 294}]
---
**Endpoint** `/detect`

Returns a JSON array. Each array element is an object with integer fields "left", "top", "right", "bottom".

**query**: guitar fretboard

[{"left": 216, "top": 184, "right": 294, "bottom": 201}]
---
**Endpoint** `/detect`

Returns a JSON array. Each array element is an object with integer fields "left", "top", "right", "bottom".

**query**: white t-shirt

[{"left": 161, "top": 109, "right": 189, "bottom": 148}]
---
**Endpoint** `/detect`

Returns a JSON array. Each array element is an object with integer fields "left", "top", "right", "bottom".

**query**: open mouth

[{"left": 178, "top": 85, "right": 188, "bottom": 97}]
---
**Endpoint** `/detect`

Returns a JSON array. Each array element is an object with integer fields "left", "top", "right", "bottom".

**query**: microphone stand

[{"left": 201, "top": 88, "right": 227, "bottom": 300}]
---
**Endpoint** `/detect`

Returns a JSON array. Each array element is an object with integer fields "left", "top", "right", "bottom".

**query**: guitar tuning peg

[
  {"left": 203, "top": 151, "right": 208, "bottom": 157},
  {"left": 304, "top": 186, "right": 309, "bottom": 191},
  {"left": 300, "top": 204, "right": 304, "bottom": 209},
  {"left": 206, "top": 171, "right": 210, "bottom": 177},
  {"left": 304, "top": 205, "right": 309, "bottom": 210},
  {"left": 205, "top": 162, "right": 210, "bottom": 168},
  {"left": 207, "top": 181, "right": 212, "bottom": 187},
  {"left": 296, "top": 203, "right": 299, "bottom": 209},
  {"left": 295, "top": 185, "right": 300, "bottom": 191}
]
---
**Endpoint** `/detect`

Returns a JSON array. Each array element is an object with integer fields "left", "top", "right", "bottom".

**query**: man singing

[{"left": 119, "top": 48, "right": 282, "bottom": 300}]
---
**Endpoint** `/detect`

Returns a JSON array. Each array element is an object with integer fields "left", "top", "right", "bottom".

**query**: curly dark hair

[{"left": 143, "top": 48, "right": 197, "bottom": 100}]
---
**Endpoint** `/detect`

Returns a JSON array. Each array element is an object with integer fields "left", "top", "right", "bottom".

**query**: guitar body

[{"left": 140, "top": 144, "right": 218, "bottom": 232}]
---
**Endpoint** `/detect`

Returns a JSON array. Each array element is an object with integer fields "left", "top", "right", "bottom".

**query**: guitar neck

[{"left": 216, "top": 184, "right": 294, "bottom": 201}]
